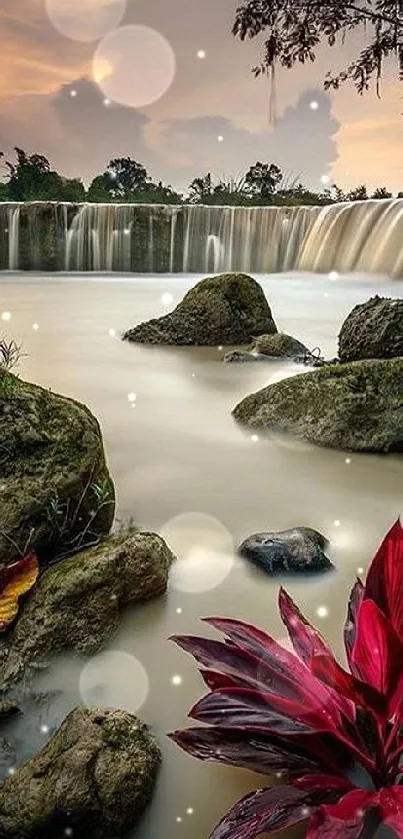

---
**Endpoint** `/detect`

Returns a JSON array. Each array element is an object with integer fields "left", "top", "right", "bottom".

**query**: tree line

[{"left": 0, "top": 147, "right": 401, "bottom": 206}]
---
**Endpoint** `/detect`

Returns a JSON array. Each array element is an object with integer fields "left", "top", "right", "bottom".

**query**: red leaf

[
  {"left": 311, "top": 651, "right": 386, "bottom": 716},
  {"left": 351, "top": 599, "right": 403, "bottom": 700},
  {"left": 378, "top": 787, "right": 403, "bottom": 836},
  {"left": 344, "top": 578, "right": 364, "bottom": 675},
  {"left": 168, "top": 727, "right": 320, "bottom": 776},
  {"left": 279, "top": 587, "right": 331, "bottom": 664},
  {"left": 189, "top": 687, "right": 321, "bottom": 735},
  {"left": 306, "top": 789, "right": 374, "bottom": 838},
  {"left": 364, "top": 519, "right": 403, "bottom": 640},
  {"left": 199, "top": 618, "right": 348, "bottom": 723},
  {"left": 208, "top": 785, "right": 310, "bottom": 839}
]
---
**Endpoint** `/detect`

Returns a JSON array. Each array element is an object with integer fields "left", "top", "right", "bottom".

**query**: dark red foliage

[{"left": 170, "top": 520, "right": 403, "bottom": 838}]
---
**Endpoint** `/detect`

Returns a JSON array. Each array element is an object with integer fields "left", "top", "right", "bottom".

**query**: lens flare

[
  {"left": 93, "top": 25, "right": 176, "bottom": 108},
  {"left": 46, "top": 0, "right": 126, "bottom": 43}
]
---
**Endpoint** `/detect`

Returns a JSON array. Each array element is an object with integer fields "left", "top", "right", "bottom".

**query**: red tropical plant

[{"left": 169, "top": 520, "right": 403, "bottom": 838}]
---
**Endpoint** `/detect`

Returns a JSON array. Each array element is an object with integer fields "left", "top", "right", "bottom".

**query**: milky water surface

[{"left": 1, "top": 271, "right": 402, "bottom": 838}]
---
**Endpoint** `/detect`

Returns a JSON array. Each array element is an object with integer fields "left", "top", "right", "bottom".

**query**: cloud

[{"left": 153, "top": 90, "right": 340, "bottom": 191}]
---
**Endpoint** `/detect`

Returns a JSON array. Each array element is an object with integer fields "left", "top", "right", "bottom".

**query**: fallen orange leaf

[{"left": 0, "top": 553, "right": 39, "bottom": 631}]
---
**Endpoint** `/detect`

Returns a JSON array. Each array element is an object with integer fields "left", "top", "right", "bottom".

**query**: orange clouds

[{"left": 0, "top": 3, "right": 89, "bottom": 106}]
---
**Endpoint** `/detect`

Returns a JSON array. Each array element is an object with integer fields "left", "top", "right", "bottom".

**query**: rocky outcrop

[
  {"left": 0, "top": 370, "right": 115, "bottom": 567},
  {"left": 250, "top": 333, "right": 310, "bottom": 358},
  {"left": 0, "top": 532, "right": 175, "bottom": 685},
  {"left": 338, "top": 296, "right": 403, "bottom": 362},
  {"left": 238, "top": 527, "right": 333, "bottom": 575},
  {"left": 123, "top": 273, "right": 277, "bottom": 345},
  {"left": 0, "top": 706, "right": 160, "bottom": 839},
  {"left": 232, "top": 358, "right": 403, "bottom": 452},
  {"left": 224, "top": 333, "right": 314, "bottom": 363}
]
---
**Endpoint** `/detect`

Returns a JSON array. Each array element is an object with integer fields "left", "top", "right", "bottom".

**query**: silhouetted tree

[
  {"left": 372, "top": 186, "right": 393, "bottom": 198},
  {"left": 232, "top": 1, "right": 403, "bottom": 98},
  {"left": 0, "top": 148, "right": 85, "bottom": 201},
  {"left": 188, "top": 173, "right": 213, "bottom": 202},
  {"left": 245, "top": 161, "right": 283, "bottom": 197},
  {"left": 104, "top": 157, "right": 150, "bottom": 199},
  {"left": 346, "top": 184, "right": 369, "bottom": 201}
]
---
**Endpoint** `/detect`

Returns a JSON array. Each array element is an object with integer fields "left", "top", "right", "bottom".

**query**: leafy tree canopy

[{"left": 232, "top": 0, "right": 403, "bottom": 96}]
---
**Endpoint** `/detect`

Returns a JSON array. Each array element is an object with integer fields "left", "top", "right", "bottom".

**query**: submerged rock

[
  {"left": 224, "top": 333, "right": 315, "bottom": 364},
  {"left": 123, "top": 272, "right": 277, "bottom": 345},
  {"left": 0, "top": 706, "right": 160, "bottom": 839},
  {"left": 232, "top": 358, "right": 403, "bottom": 452},
  {"left": 238, "top": 527, "right": 332, "bottom": 575},
  {"left": 0, "top": 531, "right": 175, "bottom": 685},
  {"left": 0, "top": 370, "right": 115, "bottom": 567},
  {"left": 250, "top": 333, "right": 310, "bottom": 358},
  {"left": 339, "top": 296, "right": 403, "bottom": 362}
]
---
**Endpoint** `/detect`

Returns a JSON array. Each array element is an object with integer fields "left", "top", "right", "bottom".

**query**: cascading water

[{"left": 0, "top": 199, "right": 402, "bottom": 277}]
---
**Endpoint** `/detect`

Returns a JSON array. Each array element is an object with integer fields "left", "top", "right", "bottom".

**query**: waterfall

[
  {"left": 8, "top": 205, "right": 20, "bottom": 270},
  {"left": 0, "top": 199, "right": 402, "bottom": 278}
]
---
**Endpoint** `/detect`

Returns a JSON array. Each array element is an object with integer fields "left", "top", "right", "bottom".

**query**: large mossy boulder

[
  {"left": 233, "top": 358, "right": 403, "bottom": 452},
  {"left": 0, "top": 531, "right": 174, "bottom": 685},
  {"left": 339, "top": 296, "right": 403, "bottom": 362},
  {"left": 0, "top": 706, "right": 160, "bottom": 839},
  {"left": 123, "top": 272, "right": 277, "bottom": 345},
  {"left": 0, "top": 370, "right": 115, "bottom": 566}
]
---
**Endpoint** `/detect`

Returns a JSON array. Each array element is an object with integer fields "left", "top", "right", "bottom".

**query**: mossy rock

[
  {"left": 0, "top": 531, "right": 175, "bottom": 685},
  {"left": 249, "top": 333, "right": 310, "bottom": 358},
  {"left": 0, "top": 371, "right": 115, "bottom": 566},
  {"left": 123, "top": 272, "right": 277, "bottom": 345},
  {"left": 232, "top": 358, "right": 403, "bottom": 452},
  {"left": 224, "top": 333, "right": 310, "bottom": 363},
  {"left": 0, "top": 706, "right": 161, "bottom": 838},
  {"left": 338, "top": 296, "right": 403, "bottom": 362}
]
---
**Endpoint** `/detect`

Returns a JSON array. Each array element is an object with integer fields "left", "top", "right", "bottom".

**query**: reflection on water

[{"left": 1, "top": 271, "right": 403, "bottom": 838}]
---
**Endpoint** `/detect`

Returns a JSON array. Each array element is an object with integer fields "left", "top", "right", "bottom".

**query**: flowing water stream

[{"left": 0, "top": 271, "right": 402, "bottom": 838}]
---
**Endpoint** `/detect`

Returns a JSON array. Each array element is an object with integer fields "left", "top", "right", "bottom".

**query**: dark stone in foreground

[
  {"left": 238, "top": 527, "right": 333, "bottom": 575},
  {"left": 123, "top": 273, "right": 277, "bottom": 346},
  {"left": 0, "top": 706, "right": 160, "bottom": 839},
  {"left": 338, "top": 296, "right": 403, "bottom": 362},
  {"left": 233, "top": 358, "right": 403, "bottom": 453}
]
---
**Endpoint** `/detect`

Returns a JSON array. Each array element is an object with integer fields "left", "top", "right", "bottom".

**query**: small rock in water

[{"left": 238, "top": 527, "right": 333, "bottom": 575}]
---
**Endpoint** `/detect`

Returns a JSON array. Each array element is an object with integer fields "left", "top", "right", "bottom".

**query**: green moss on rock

[
  {"left": 123, "top": 272, "right": 277, "bottom": 345},
  {"left": 0, "top": 706, "right": 161, "bottom": 838},
  {"left": 233, "top": 358, "right": 403, "bottom": 452},
  {"left": 0, "top": 373, "right": 115, "bottom": 565},
  {"left": 0, "top": 531, "right": 175, "bottom": 684},
  {"left": 338, "top": 296, "right": 403, "bottom": 362}
]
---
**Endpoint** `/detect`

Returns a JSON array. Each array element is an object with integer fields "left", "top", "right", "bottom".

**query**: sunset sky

[{"left": 0, "top": 0, "right": 402, "bottom": 193}]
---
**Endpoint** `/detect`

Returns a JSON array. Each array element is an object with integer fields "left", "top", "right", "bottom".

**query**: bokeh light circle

[
  {"left": 93, "top": 25, "right": 176, "bottom": 108},
  {"left": 79, "top": 650, "right": 149, "bottom": 713},
  {"left": 45, "top": 0, "right": 126, "bottom": 43},
  {"left": 160, "top": 512, "right": 234, "bottom": 593}
]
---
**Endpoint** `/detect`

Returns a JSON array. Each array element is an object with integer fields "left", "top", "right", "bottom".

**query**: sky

[{"left": 0, "top": 0, "right": 402, "bottom": 194}]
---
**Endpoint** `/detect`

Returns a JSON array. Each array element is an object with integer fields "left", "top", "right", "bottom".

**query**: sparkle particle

[
  {"left": 171, "top": 674, "right": 183, "bottom": 686},
  {"left": 127, "top": 392, "right": 136, "bottom": 403},
  {"left": 1, "top": 311, "right": 11, "bottom": 321},
  {"left": 197, "top": 50, "right": 206, "bottom": 59},
  {"left": 309, "top": 100, "right": 319, "bottom": 110},
  {"left": 316, "top": 605, "right": 329, "bottom": 619}
]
